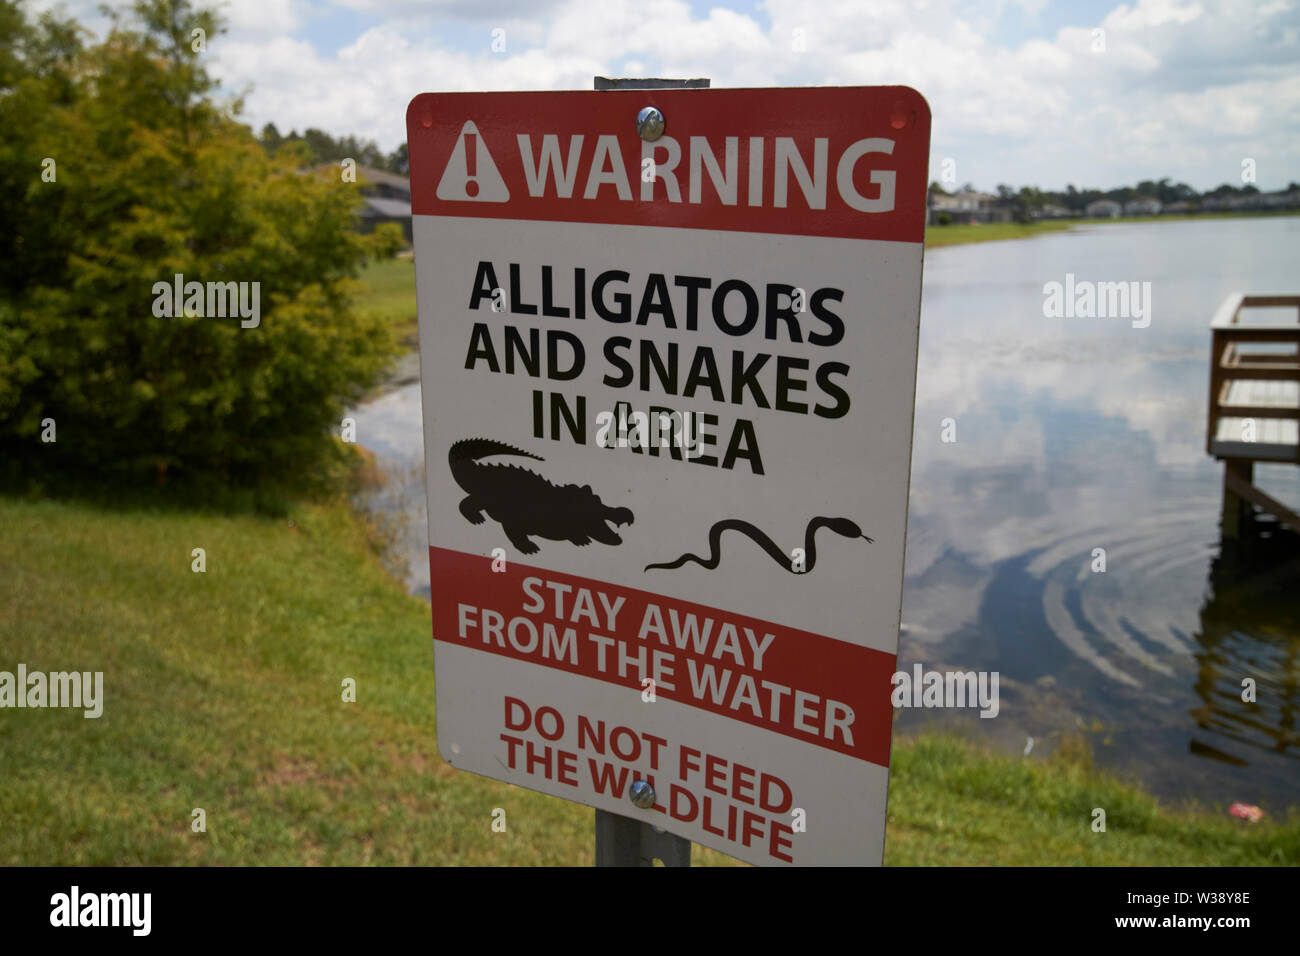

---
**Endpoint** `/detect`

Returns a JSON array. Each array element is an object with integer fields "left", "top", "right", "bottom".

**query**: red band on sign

[
  {"left": 406, "top": 87, "right": 931, "bottom": 243},
  {"left": 430, "top": 546, "right": 896, "bottom": 767}
]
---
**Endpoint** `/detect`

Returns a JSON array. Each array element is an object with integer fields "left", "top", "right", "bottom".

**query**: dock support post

[{"left": 1222, "top": 460, "right": 1254, "bottom": 540}]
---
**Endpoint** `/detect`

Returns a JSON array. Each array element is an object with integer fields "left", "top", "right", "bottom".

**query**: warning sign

[{"left": 407, "top": 86, "right": 930, "bottom": 865}]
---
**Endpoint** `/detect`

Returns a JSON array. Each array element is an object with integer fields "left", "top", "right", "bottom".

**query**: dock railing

[
  {"left": 1206, "top": 293, "right": 1300, "bottom": 538},
  {"left": 1206, "top": 293, "right": 1300, "bottom": 462}
]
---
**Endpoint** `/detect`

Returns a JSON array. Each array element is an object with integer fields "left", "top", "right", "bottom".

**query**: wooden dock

[{"left": 1206, "top": 293, "right": 1300, "bottom": 539}]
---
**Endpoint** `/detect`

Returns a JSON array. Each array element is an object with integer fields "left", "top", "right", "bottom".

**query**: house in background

[
  {"left": 1085, "top": 199, "right": 1122, "bottom": 218},
  {"left": 1034, "top": 203, "right": 1073, "bottom": 219},
  {"left": 929, "top": 188, "right": 1017, "bottom": 224},
  {"left": 355, "top": 166, "right": 412, "bottom": 243},
  {"left": 1201, "top": 187, "right": 1300, "bottom": 212},
  {"left": 1124, "top": 197, "right": 1163, "bottom": 216},
  {"left": 312, "top": 163, "right": 414, "bottom": 243}
]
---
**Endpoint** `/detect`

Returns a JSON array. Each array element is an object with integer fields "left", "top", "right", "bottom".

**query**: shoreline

[{"left": 925, "top": 208, "right": 1300, "bottom": 249}]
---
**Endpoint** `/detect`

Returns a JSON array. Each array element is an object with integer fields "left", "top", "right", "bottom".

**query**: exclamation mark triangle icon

[{"left": 436, "top": 121, "right": 509, "bottom": 202}]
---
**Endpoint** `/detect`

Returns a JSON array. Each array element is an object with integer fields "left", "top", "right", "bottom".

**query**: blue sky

[{"left": 38, "top": 0, "right": 1300, "bottom": 191}]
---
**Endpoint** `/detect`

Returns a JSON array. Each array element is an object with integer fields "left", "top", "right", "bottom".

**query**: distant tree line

[
  {"left": 258, "top": 123, "right": 408, "bottom": 175},
  {"left": 259, "top": 125, "right": 1299, "bottom": 206},
  {"left": 930, "top": 177, "right": 1300, "bottom": 213}
]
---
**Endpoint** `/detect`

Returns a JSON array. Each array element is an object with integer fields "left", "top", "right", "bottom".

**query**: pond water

[{"left": 349, "top": 216, "right": 1300, "bottom": 811}]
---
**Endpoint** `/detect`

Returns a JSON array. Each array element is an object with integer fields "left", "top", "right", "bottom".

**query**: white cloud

[
  {"left": 1104, "top": 0, "right": 1205, "bottom": 31},
  {"left": 218, "top": 0, "right": 304, "bottom": 34},
  {"left": 34, "top": 0, "right": 1296, "bottom": 190}
]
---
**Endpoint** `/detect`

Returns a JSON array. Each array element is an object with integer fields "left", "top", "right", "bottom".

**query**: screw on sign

[{"left": 408, "top": 83, "right": 930, "bottom": 866}]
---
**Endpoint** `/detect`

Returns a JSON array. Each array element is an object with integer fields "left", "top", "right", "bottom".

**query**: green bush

[{"left": 0, "top": 0, "right": 398, "bottom": 491}]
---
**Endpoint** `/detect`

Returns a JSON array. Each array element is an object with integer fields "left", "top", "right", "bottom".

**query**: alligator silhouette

[{"left": 448, "top": 438, "right": 634, "bottom": 555}]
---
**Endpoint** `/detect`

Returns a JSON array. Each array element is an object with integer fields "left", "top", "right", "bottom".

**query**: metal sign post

[{"left": 589, "top": 75, "right": 705, "bottom": 870}]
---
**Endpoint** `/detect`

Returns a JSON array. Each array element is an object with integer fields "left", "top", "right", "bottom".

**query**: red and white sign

[{"left": 407, "top": 86, "right": 930, "bottom": 865}]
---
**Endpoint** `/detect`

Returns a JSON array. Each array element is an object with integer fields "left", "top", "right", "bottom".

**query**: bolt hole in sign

[{"left": 407, "top": 86, "right": 930, "bottom": 866}]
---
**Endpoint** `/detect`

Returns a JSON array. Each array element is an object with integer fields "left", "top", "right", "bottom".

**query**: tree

[
  {"left": 386, "top": 142, "right": 409, "bottom": 175},
  {"left": 1016, "top": 185, "right": 1045, "bottom": 210},
  {"left": 258, "top": 121, "right": 283, "bottom": 152},
  {"left": 0, "top": 0, "right": 398, "bottom": 491},
  {"left": 261, "top": 125, "right": 389, "bottom": 170},
  {"left": 0, "top": 0, "right": 87, "bottom": 424}
]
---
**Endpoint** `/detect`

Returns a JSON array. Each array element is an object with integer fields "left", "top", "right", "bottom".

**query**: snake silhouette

[{"left": 644, "top": 517, "right": 873, "bottom": 573}]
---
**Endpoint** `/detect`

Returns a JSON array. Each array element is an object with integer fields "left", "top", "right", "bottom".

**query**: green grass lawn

[
  {"left": 0, "top": 492, "right": 735, "bottom": 865},
  {"left": 885, "top": 736, "right": 1297, "bottom": 865},
  {"left": 925, "top": 220, "right": 1073, "bottom": 248},
  {"left": 355, "top": 256, "right": 418, "bottom": 348},
  {"left": 1, "top": 493, "right": 1295, "bottom": 865}
]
